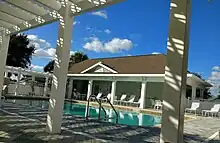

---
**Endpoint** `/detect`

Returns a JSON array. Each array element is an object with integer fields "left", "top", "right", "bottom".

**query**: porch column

[
  {"left": 67, "top": 78, "right": 73, "bottom": 99},
  {"left": 160, "top": 0, "right": 191, "bottom": 143},
  {"left": 140, "top": 81, "right": 147, "bottom": 109},
  {"left": 4, "top": 72, "right": 8, "bottom": 77},
  {"left": 191, "top": 85, "right": 196, "bottom": 100},
  {"left": 0, "top": 33, "right": 10, "bottom": 102},
  {"left": 87, "top": 80, "right": 93, "bottom": 100},
  {"left": 110, "top": 81, "right": 117, "bottom": 104},
  {"left": 46, "top": 1, "right": 74, "bottom": 134},
  {"left": 200, "top": 88, "right": 204, "bottom": 98},
  {"left": 15, "top": 68, "right": 21, "bottom": 96},
  {"left": 43, "top": 77, "right": 49, "bottom": 97}
]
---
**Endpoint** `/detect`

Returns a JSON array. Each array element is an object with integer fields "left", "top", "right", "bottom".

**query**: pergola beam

[
  {"left": 35, "top": 0, "right": 61, "bottom": 11},
  {"left": 0, "top": 12, "right": 23, "bottom": 25},
  {"left": 6, "top": 0, "right": 48, "bottom": 16}
]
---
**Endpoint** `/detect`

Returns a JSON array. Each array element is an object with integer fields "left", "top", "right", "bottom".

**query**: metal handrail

[
  {"left": 85, "top": 94, "right": 119, "bottom": 124},
  {"left": 102, "top": 96, "right": 119, "bottom": 124},
  {"left": 86, "top": 95, "right": 107, "bottom": 120}
]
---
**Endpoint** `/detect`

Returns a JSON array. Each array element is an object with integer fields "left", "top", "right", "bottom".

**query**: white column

[
  {"left": 110, "top": 81, "right": 117, "bottom": 104},
  {"left": 0, "top": 33, "right": 10, "bottom": 102},
  {"left": 191, "top": 85, "right": 196, "bottom": 100},
  {"left": 67, "top": 78, "right": 73, "bottom": 99},
  {"left": 15, "top": 68, "right": 21, "bottom": 96},
  {"left": 160, "top": 0, "right": 191, "bottom": 143},
  {"left": 200, "top": 88, "right": 203, "bottom": 98},
  {"left": 32, "top": 75, "right": 35, "bottom": 82},
  {"left": 140, "top": 82, "right": 147, "bottom": 109},
  {"left": 87, "top": 80, "right": 93, "bottom": 100},
  {"left": 46, "top": 1, "right": 74, "bottom": 134},
  {"left": 4, "top": 72, "right": 8, "bottom": 77},
  {"left": 43, "top": 77, "right": 49, "bottom": 97}
]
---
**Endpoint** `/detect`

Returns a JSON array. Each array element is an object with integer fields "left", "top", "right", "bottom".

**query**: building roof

[{"left": 68, "top": 54, "right": 166, "bottom": 74}]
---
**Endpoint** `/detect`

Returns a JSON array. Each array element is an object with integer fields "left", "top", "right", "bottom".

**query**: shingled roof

[{"left": 68, "top": 54, "right": 166, "bottom": 74}]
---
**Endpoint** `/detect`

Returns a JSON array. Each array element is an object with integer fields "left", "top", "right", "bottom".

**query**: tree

[
  {"left": 7, "top": 34, "right": 35, "bottom": 68},
  {"left": 43, "top": 60, "right": 55, "bottom": 73},
  {"left": 44, "top": 52, "right": 88, "bottom": 73}
]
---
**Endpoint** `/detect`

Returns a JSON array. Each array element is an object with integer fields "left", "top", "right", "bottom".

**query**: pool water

[
  {"left": 9, "top": 99, "right": 161, "bottom": 126},
  {"left": 63, "top": 103, "right": 161, "bottom": 126}
]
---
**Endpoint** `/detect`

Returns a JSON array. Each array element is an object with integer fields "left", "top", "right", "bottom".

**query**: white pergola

[{"left": 0, "top": 0, "right": 192, "bottom": 142}]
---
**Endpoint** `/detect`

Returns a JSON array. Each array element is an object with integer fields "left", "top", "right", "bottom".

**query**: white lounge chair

[
  {"left": 202, "top": 104, "right": 220, "bottom": 117},
  {"left": 116, "top": 94, "right": 127, "bottom": 105},
  {"left": 123, "top": 95, "right": 136, "bottom": 106},
  {"left": 90, "top": 93, "right": 102, "bottom": 101},
  {"left": 185, "top": 102, "right": 200, "bottom": 115},
  {"left": 133, "top": 98, "right": 141, "bottom": 107},
  {"left": 154, "top": 100, "right": 162, "bottom": 110},
  {"left": 102, "top": 93, "right": 111, "bottom": 103}
]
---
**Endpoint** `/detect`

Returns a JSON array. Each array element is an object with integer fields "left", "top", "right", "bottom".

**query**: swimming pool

[
  {"left": 9, "top": 99, "right": 161, "bottom": 126},
  {"left": 63, "top": 103, "right": 161, "bottom": 126}
]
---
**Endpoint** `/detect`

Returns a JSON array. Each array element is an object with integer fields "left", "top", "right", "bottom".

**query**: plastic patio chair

[
  {"left": 117, "top": 94, "right": 127, "bottom": 105},
  {"left": 123, "top": 95, "right": 136, "bottom": 106},
  {"left": 154, "top": 100, "right": 162, "bottom": 110},
  {"left": 202, "top": 104, "right": 220, "bottom": 117},
  {"left": 185, "top": 102, "right": 200, "bottom": 115}
]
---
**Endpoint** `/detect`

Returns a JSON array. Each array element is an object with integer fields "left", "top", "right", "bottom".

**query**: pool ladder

[{"left": 85, "top": 95, "right": 119, "bottom": 124}]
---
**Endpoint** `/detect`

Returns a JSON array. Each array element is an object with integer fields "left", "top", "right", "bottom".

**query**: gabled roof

[{"left": 68, "top": 54, "right": 166, "bottom": 74}]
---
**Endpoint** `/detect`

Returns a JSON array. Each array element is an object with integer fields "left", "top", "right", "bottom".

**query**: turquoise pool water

[
  {"left": 10, "top": 99, "right": 161, "bottom": 126},
  {"left": 63, "top": 103, "right": 161, "bottom": 126}
]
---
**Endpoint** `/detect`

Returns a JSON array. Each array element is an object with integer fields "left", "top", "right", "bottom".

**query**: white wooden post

[
  {"left": 0, "top": 33, "right": 10, "bottom": 102},
  {"left": 160, "top": 0, "right": 192, "bottom": 142},
  {"left": 110, "top": 81, "right": 117, "bottom": 104},
  {"left": 140, "top": 82, "right": 147, "bottom": 109},
  {"left": 46, "top": 1, "right": 74, "bottom": 134}
]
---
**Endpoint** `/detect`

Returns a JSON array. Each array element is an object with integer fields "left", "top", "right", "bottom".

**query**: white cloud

[
  {"left": 73, "top": 21, "right": 80, "bottom": 26},
  {"left": 208, "top": 66, "right": 220, "bottom": 96},
  {"left": 27, "top": 35, "right": 51, "bottom": 50},
  {"left": 152, "top": 52, "right": 161, "bottom": 55},
  {"left": 30, "top": 64, "right": 43, "bottom": 71},
  {"left": 83, "top": 37, "right": 133, "bottom": 53},
  {"left": 91, "top": 11, "right": 108, "bottom": 19},
  {"left": 104, "top": 29, "right": 111, "bottom": 34},
  {"left": 34, "top": 48, "right": 56, "bottom": 59},
  {"left": 212, "top": 66, "right": 220, "bottom": 71}
]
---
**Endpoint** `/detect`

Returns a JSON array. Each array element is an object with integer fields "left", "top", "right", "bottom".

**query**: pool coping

[{"left": 4, "top": 95, "right": 195, "bottom": 121}]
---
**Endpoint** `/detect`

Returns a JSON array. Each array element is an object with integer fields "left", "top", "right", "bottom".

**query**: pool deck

[{"left": 0, "top": 101, "right": 220, "bottom": 143}]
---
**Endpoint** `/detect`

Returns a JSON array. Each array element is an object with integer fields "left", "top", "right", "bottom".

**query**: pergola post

[
  {"left": 110, "top": 81, "right": 117, "bottom": 104},
  {"left": 160, "top": 0, "right": 191, "bottom": 143},
  {"left": 140, "top": 81, "right": 147, "bottom": 109},
  {"left": 46, "top": 1, "right": 74, "bottom": 134},
  {"left": 0, "top": 33, "right": 10, "bottom": 102}
]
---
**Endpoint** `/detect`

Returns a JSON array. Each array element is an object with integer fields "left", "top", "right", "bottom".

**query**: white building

[{"left": 67, "top": 54, "right": 212, "bottom": 108}]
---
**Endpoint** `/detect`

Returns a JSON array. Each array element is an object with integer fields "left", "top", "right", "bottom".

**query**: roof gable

[{"left": 80, "top": 62, "right": 118, "bottom": 74}]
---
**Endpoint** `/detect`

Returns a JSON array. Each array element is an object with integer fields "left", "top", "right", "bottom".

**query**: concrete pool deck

[{"left": 0, "top": 101, "right": 220, "bottom": 142}]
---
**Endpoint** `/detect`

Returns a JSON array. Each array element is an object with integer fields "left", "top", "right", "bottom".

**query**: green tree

[
  {"left": 7, "top": 34, "right": 35, "bottom": 68},
  {"left": 44, "top": 52, "right": 88, "bottom": 73}
]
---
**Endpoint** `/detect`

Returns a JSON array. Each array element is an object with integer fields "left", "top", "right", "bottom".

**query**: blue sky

[{"left": 26, "top": 0, "right": 220, "bottom": 94}]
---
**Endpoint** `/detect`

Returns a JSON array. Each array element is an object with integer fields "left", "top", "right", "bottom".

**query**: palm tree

[{"left": 44, "top": 52, "right": 88, "bottom": 73}]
